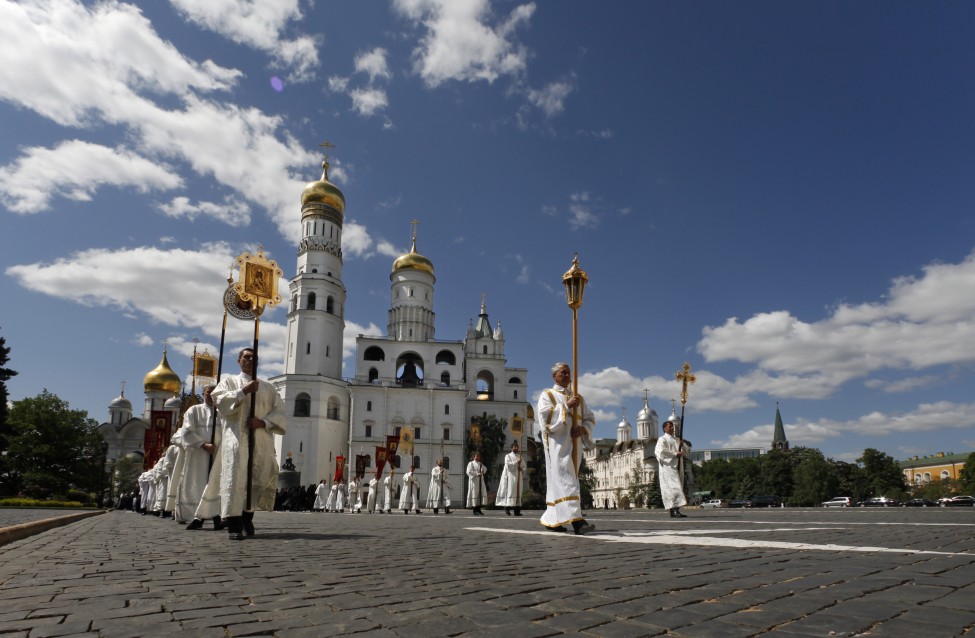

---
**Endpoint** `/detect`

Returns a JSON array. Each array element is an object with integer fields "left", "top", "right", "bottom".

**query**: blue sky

[{"left": 2, "top": 0, "right": 974, "bottom": 463}]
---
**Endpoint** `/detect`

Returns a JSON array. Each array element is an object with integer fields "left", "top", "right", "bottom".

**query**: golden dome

[
  {"left": 144, "top": 351, "right": 182, "bottom": 394},
  {"left": 392, "top": 238, "right": 435, "bottom": 277},
  {"left": 301, "top": 160, "right": 345, "bottom": 213}
]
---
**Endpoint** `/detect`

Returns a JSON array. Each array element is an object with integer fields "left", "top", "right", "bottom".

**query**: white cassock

[
  {"left": 166, "top": 432, "right": 186, "bottom": 517},
  {"left": 174, "top": 403, "right": 220, "bottom": 523},
  {"left": 466, "top": 461, "right": 487, "bottom": 508},
  {"left": 382, "top": 475, "right": 394, "bottom": 511},
  {"left": 139, "top": 471, "right": 155, "bottom": 512},
  {"left": 349, "top": 478, "right": 362, "bottom": 511},
  {"left": 366, "top": 478, "right": 379, "bottom": 512},
  {"left": 336, "top": 482, "right": 347, "bottom": 511},
  {"left": 324, "top": 484, "right": 338, "bottom": 511},
  {"left": 536, "top": 385, "right": 595, "bottom": 528},
  {"left": 211, "top": 372, "right": 286, "bottom": 517},
  {"left": 154, "top": 446, "right": 179, "bottom": 513},
  {"left": 313, "top": 482, "right": 328, "bottom": 510},
  {"left": 655, "top": 432, "right": 687, "bottom": 509},
  {"left": 399, "top": 471, "right": 420, "bottom": 510},
  {"left": 495, "top": 451, "right": 523, "bottom": 507},
  {"left": 426, "top": 466, "right": 450, "bottom": 508}
]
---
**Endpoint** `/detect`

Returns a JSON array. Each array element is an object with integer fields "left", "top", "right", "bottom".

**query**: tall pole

[
  {"left": 674, "top": 362, "right": 696, "bottom": 489},
  {"left": 245, "top": 313, "right": 261, "bottom": 510},
  {"left": 562, "top": 255, "right": 588, "bottom": 476},
  {"left": 208, "top": 299, "right": 229, "bottom": 474}
]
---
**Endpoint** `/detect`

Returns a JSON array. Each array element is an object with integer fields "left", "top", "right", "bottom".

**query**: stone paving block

[
  {"left": 925, "top": 588, "right": 975, "bottom": 612},
  {"left": 26, "top": 620, "right": 93, "bottom": 637},
  {"left": 631, "top": 606, "right": 715, "bottom": 631},
  {"left": 580, "top": 618, "right": 669, "bottom": 638},
  {"left": 670, "top": 618, "right": 768, "bottom": 638},
  {"left": 0, "top": 596, "right": 57, "bottom": 613},
  {"left": 774, "top": 612, "right": 877, "bottom": 636},
  {"left": 0, "top": 615, "right": 63, "bottom": 633},
  {"left": 171, "top": 605, "right": 248, "bottom": 621}
]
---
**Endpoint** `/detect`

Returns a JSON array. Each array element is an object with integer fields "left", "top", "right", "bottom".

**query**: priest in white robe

[
  {"left": 324, "top": 482, "right": 338, "bottom": 512},
  {"left": 348, "top": 476, "right": 363, "bottom": 513},
  {"left": 466, "top": 453, "right": 487, "bottom": 515},
  {"left": 382, "top": 473, "right": 394, "bottom": 514},
  {"left": 313, "top": 480, "right": 328, "bottom": 511},
  {"left": 366, "top": 476, "right": 379, "bottom": 513},
  {"left": 655, "top": 419, "right": 688, "bottom": 518},
  {"left": 180, "top": 386, "right": 222, "bottom": 528},
  {"left": 336, "top": 479, "right": 347, "bottom": 513},
  {"left": 211, "top": 347, "right": 286, "bottom": 540},
  {"left": 495, "top": 442, "right": 523, "bottom": 516},
  {"left": 536, "top": 362, "right": 595, "bottom": 535},
  {"left": 399, "top": 466, "right": 422, "bottom": 514},
  {"left": 426, "top": 458, "right": 451, "bottom": 514}
]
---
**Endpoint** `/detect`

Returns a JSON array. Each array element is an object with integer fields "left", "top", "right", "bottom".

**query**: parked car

[
  {"left": 902, "top": 498, "right": 938, "bottom": 507},
  {"left": 729, "top": 499, "right": 753, "bottom": 508},
  {"left": 750, "top": 495, "right": 783, "bottom": 508},
  {"left": 860, "top": 496, "right": 898, "bottom": 507},
  {"left": 701, "top": 499, "right": 729, "bottom": 509},
  {"left": 822, "top": 497, "right": 852, "bottom": 508},
  {"left": 941, "top": 495, "right": 975, "bottom": 507}
]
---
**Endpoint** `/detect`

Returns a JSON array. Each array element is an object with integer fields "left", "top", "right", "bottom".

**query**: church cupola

[
  {"left": 637, "top": 390, "right": 658, "bottom": 439},
  {"left": 388, "top": 222, "right": 436, "bottom": 341},
  {"left": 617, "top": 409, "right": 632, "bottom": 444}
]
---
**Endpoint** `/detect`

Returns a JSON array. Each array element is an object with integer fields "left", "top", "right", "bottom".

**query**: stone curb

[{"left": 0, "top": 510, "right": 105, "bottom": 547}]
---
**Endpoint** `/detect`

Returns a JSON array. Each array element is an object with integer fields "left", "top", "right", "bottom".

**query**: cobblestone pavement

[
  {"left": 0, "top": 509, "right": 98, "bottom": 529},
  {"left": 1, "top": 507, "right": 974, "bottom": 637}
]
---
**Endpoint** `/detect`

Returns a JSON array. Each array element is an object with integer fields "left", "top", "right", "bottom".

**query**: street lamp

[{"left": 562, "top": 254, "right": 589, "bottom": 404}]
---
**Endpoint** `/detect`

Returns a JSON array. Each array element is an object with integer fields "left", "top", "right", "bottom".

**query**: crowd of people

[{"left": 119, "top": 359, "right": 689, "bottom": 539}]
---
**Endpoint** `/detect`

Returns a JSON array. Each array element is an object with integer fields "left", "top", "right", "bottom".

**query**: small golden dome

[
  {"left": 301, "top": 160, "right": 346, "bottom": 212},
  {"left": 392, "top": 238, "right": 435, "bottom": 277},
  {"left": 144, "top": 352, "right": 182, "bottom": 394}
]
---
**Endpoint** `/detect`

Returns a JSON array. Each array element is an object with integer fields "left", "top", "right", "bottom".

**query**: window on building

[
  {"left": 394, "top": 454, "right": 401, "bottom": 469},
  {"left": 326, "top": 400, "right": 339, "bottom": 420},
  {"left": 306, "top": 342, "right": 311, "bottom": 354},
  {"left": 443, "top": 427, "right": 450, "bottom": 441},
  {"left": 443, "top": 457, "right": 450, "bottom": 470},
  {"left": 414, "top": 427, "right": 421, "bottom": 440},
  {"left": 368, "top": 368, "right": 379, "bottom": 383},
  {"left": 395, "top": 426, "right": 401, "bottom": 437},
  {"left": 367, "top": 401, "right": 372, "bottom": 411},
  {"left": 441, "top": 371, "right": 450, "bottom": 386},
  {"left": 413, "top": 455, "right": 421, "bottom": 469},
  {"left": 307, "top": 292, "right": 316, "bottom": 310},
  {"left": 941, "top": 470, "right": 950, "bottom": 481},
  {"left": 444, "top": 405, "right": 450, "bottom": 415},
  {"left": 326, "top": 296, "right": 334, "bottom": 313},
  {"left": 365, "top": 424, "right": 372, "bottom": 437},
  {"left": 294, "top": 393, "right": 311, "bottom": 417}
]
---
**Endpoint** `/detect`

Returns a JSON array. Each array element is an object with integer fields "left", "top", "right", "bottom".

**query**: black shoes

[
  {"left": 185, "top": 519, "right": 204, "bottom": 530},
  {"left": 573, "top": 521, "right": 596, "bottom": 535},
  {"left": 445, "top": 508, "right": 452, "bottom": 514},
  {"left": 415, "top": 509, "right": 422, "bottom": 514},
  {"left": 242, "top": 512, "right": 255, "bottom": 535},
  {"left": 670, "top": 509, "right": 687, "bottom": 518},
  {"left": 550, "top": 526, "right": 568, "bottom": 533},
  {"left": 514, "top": 509, "right": 523, "bottom": 516},
  {"left": 213, "top": 516, "right": 225, "bottom": 531},
  {"left": 505, "top": 508, "right": 511, "bottom": 516}
]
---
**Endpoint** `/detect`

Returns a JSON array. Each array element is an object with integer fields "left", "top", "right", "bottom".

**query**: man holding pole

[
  {"left": 211, "top": 348, "right": 286, "bottom": 541},
  {"left": 496, "top": 442, "right": 523, "bottom": 516},
  {"left": 466, "top": 453, "right": 487, "bottom": 516},
  {"left": 655, "top": 419, "right": 688, "bottom": 518},
  {"left": 536, "top": 362, "right": 595, "bottom": 535}
]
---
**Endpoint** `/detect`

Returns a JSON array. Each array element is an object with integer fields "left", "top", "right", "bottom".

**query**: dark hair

[{"left": 239, "top": 347, "right": 255, "bottom": 359}]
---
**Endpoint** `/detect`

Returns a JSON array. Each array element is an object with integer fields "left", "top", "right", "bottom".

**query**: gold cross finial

[
  {"left": 675, "top": 362, "right": 696, "bottom": 406},
  {"left": 409, "top": 219, "right": 420, "bottom": 245},
  {"left": 318, "top": 139, "right": 335, "bottom": 162},
  {"left": 120, "top": 380, "right": 126, "bottom": 395}
]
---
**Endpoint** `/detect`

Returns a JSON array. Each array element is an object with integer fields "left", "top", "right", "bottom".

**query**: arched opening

[
  {"left": 435, "top": 350, "right": 456, "bottom": 365},
  {"left": 443, "top": 457, "right": 450, "bottom": 470},
  {"left": 326, "top": 296, "right": 334, "bottom": 313},
  {"left": 294, "top": 393, "right": 311, "bottom": 417},
  {"left": 364, "top": 346, "right": 385, "bottom": 361},
  {"left": 440, "top": 371, "right": 450, "bottom": 386},
  {"left": 396, "top": 352, "right": 425, "bottom": 388},
  {"left": 475, "top": 369, "right": 494, "bottom": 399},
  {"left": 326, "top": 399, "right": 339, "bottom": 420},
  {"left": 413, "top": 455, "right": 421, "bottom": 469},
  {"left": 307, "top": 292, "right": 316, "bottom": 310},
  {"left": 368, "top": 368, "right": 379, "bottom": 383}
]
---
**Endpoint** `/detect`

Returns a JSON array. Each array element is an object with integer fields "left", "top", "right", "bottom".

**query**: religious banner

[
  {"left": 470, "top": 423, "right": 481, "bottom": 442},
  {"left": 374, "top": 446, "right": 388, "bottom": 477},
  {"left": 354, "top": 454, "right": 367, "bottom": 479},
  {"left": 193, "top": 350, "right": 218, "bottom": 380},
  {"left": 333, "top": 455, "right": 345, "bottom": 483},
  {"left": 398, "top": 425, "right": 415, "bottom": 457},
  {"left": 144, "top": 410, "right": 174, "bottom": 470},
  {"left": 511, "top": 415, "right": 524, "bottom": 436}
]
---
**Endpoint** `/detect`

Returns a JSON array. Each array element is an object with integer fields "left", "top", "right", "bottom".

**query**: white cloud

[
  {"left": 714, "top": 401, "right": 975, "bottom": 449},
  {"left": 392, "top": 0, "right": 535, "bottom": 87},
  {"left": 0, "top": 140, "right": 182, "bottom": 213},
  {"left": 699, "top": 251, "right": 975, "bottom": 388},
  {"left": 568, "top": 191, "right": 599, "bottom": 230},
  {"left": 133, "top": 333, "right": 154, "bottom": 346},
  {"left": 168, "top": 0, "right": 320, "bottom": 81},
  {"left": 349, "top": 87, "right": 390, "bottom": 117},
  {"left": 354, "top": 47, "right": 392, "bottom": 82},
  {"left": 157, "top": 195, "right": 252, "bottom": 225},
  {"left": 865, "top": 375, "right": 940, "bottom": 394},
  {"left": 328, "top": 75, "right": 350, "bottom": 92},
  {"left": 526, "top": 79, "right": 573, "bottom": 117}
]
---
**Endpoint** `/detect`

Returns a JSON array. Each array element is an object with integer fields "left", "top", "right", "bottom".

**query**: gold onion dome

[
  {"left": 301, "top": 159, "right": 345, "bottom": 213},
  {"left": 144, "top": 352, "right": 182, "bottom": 394},
  {"left": 392, "top": 237, "right": 435, "bottom": 277}
]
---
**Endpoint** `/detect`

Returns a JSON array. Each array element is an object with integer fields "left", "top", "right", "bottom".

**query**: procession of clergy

[{"left": 135, "top": 357, "right": 688, "bottom": 540}]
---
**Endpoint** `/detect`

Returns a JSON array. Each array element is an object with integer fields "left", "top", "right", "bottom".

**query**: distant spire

[
  {"left": 474, "top": 292, "right": 492, "bottom": 338},
  {"left": 772, "top": 402, "right": 789, "bottom": 451}
]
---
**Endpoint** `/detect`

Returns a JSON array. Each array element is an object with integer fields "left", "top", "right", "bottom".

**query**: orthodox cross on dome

[
  {"left": 162, "top": 338, "right": 169, "bottom": 353},
  {"left": 318, "top": 139, "right": 336, "bottom": 162},
  {"left": 409, "top": 219, "right": 420, "bottom": 245},
  {"left": 643, "top": 388, "right": 649, "bottom": 404},
  {"left": 120, "top": 380, "right": 126, "bottom": 395}
]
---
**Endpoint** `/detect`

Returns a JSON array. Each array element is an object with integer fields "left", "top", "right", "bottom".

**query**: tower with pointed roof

[
  {"left": 772, "top": 403, "right": 789, "bottom": 451},
  {"left": 271, "top": 150, "right": 351, "bottom": 482}
]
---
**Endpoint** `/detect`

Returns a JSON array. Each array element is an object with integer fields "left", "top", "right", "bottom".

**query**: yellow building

[{"left": 899, "top": 452, "right": 971, "bottom": 486}]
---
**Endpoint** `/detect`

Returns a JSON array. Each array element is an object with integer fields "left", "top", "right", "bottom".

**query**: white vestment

[
  {"left": 399, "top": 471, "right": 420, "bottom": 509},
  {"left": 212, "top": 372, "right": 285, "bottom": 517},
  {"left": 336, "top": 483, "right": 346, "bottom": 511},
  {"left": 536, "top": 385, "right": 595, "bottom": 528},
  {"left": 367, "top": 478, "right": 379, "bottom": 512},
  {"left": 165, "top": 433, "right": 186, "bottom": 516},
  {"left": 313, "top": 483, "right": 328, "bottom": 510},
  {"left": 154, "top": 446, "right": 179, "bottom": 512},
  {"left": 382, "top": 475, "right": 394, "bottom": 511},
  {"left": 174, "top": 403, "right": 220, "bottom": 523},
  {"left": 655, "top": 432, "right": 687, "bottom": 509},
  {"left": 325, "top": 484, "right": 338, "bottom": 511},
  {"left": 349, "top": 478, "right": 362, "bottom": 511},
  {"left": 495, "top": 451, "right": 523, "bottom": 507},
  {"left": 466, "top": 461, "right": 487, "bottom": 508},
  {"left": 426, "top": 466, "right": 450, "bottom": 508}
]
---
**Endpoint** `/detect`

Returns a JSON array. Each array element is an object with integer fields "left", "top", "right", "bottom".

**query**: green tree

[
  {"left": 758, "top": 449, "right": 793, "bottom": 497},
  {"left": 465, "top": 414, "right": 508, "bottom": 486},
  {"left": 5, "top": 390, "right": 105, "bottom": 498},
  {"left": 647, "top": 470, "right": 663, "bottom": 509},
  {"left": 579, "top": 457, "right": 595, "bottom": 508},
  {"left": 112, "top": 455, "right": 144, "bottom": 502},
  {"left": 858, "top": 448, "right": 908, "bottom": 499},
  {"left": 696, "top": 458, "right": 736, "bottom": 499},
  {"left": 525, "top": 438, "right": 546, "bottom": 496},
  {"left": 959, "top": 452, "right": 975, "bottom": 494},
  {"left": 0, "top": 330, "right": 17, "bottom": 452},
  {"left": 791, "top": 449, "right": 836, "bottom": 506},
  {"left": 832, "top": 460, "right": 869, "bottom": 501}
]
